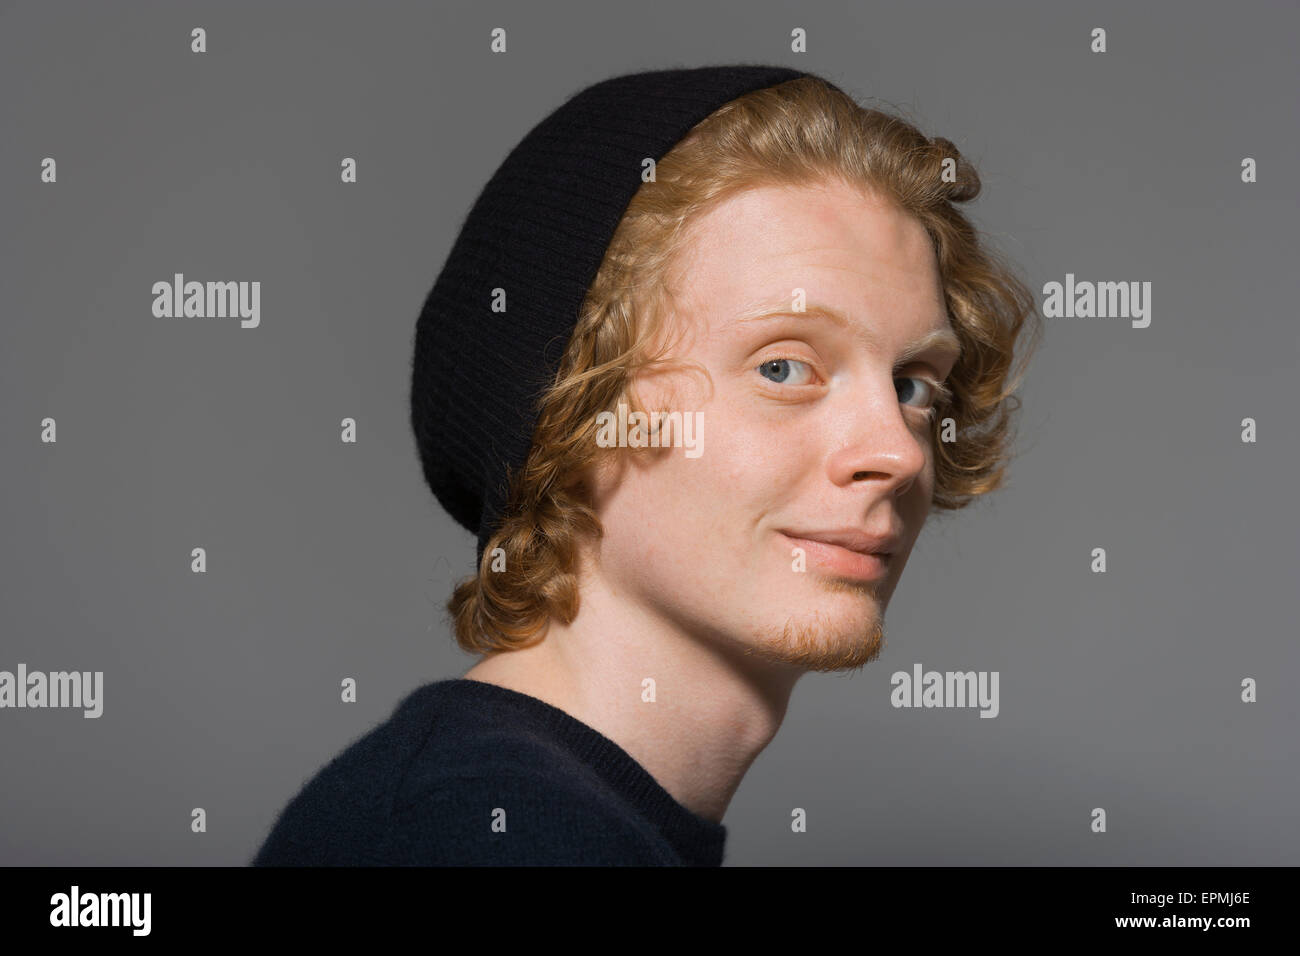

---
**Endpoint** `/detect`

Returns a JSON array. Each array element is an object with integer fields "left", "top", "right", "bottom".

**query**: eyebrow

[{"left": 730, "top": 302, "right": 963, "bottom": 365}]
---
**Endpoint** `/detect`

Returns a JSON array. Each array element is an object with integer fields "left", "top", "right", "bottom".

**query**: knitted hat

[{"left": 410, "top": 64, "right": 834, "bottom": 567}]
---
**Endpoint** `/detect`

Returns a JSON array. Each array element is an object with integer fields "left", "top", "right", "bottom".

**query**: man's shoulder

[
  {"left": 253, "top": 680, "right": 683, "bottom": 866},
  {"left": 381, "top": 763, "right": 680, "bottom": 866}
]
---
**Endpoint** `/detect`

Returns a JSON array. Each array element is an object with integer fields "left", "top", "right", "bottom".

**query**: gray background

[{"left": 2, "top": 0, "right": 1296, "bottom": 866}]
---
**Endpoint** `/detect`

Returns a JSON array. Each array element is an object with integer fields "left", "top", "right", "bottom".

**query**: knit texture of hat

[{"left": 410, "top": 63, "right": 823, "bottom": 567}]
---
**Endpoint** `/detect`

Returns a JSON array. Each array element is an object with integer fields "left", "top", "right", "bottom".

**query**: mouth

[{"left": 777, "top": 531, "right": 892, "bottom": 582}]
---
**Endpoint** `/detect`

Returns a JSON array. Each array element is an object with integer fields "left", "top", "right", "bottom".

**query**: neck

[{"left": 461, "top": 564, "right": 802, "bottom": 824}]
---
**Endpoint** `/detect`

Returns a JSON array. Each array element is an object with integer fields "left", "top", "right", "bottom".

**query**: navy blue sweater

[{"left": 251, "top": 678, "right": 727, "bottom": 866}]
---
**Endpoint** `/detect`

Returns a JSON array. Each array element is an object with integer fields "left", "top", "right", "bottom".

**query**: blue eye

[
  {"left": 898, "top": 375, "right": 953, "bottom": 418},
  {"left": 757, "top": 358, "right": 815, "bottom": 386},
  {"left": 757, "top": 359, "right": 953, "bottom": 419},
  {"left": 896, "top": 376, "right": 931, "bottom": 406}
]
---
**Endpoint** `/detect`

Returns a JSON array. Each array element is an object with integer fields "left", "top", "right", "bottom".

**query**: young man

[{"left": 253, "top": 64, "right": 1038, "bottom": 867}]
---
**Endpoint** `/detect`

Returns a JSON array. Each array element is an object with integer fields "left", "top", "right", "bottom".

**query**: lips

[
  {"left": 777, "top": 529, "right": 898, "bottom": 582},
  {"left": 779, "top": 528, "right": 901, "bottom": 556}
]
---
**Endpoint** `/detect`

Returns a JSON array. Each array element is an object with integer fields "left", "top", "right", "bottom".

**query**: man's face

[{"left": 585, "top": 178, "right": 959, "bottom": 674}]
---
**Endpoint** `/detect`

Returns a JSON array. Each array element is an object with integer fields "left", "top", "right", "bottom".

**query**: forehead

[{"left": 668, "top": 179, "right": 948, "bottom": 334}]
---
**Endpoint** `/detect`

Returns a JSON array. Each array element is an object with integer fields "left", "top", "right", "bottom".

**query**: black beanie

[{"left": 410, "top": 63, "right": 832, "bottom": 567}]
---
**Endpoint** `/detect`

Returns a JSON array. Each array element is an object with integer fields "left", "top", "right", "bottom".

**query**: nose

[{"left": 827, "top": 383, "right": 929, "bottom": 500}]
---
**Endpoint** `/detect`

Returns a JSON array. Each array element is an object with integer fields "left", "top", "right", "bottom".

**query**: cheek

[
  {"left": 687, "top": 407, "right": 790, "bottom": 495},
  {"left": 912, "top": 445, "right": 939, "bottom": 505},
  {"left": 600, "top": 390, "right": 822, "bottom": 558},
  {"left": 603, "top": 429, "right": 765, "bottom": 560},
  {"left": 716, "top": 406, "right": 825, "bottom": 502}
]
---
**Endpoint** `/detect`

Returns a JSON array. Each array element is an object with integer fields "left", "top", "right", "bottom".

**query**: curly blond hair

[{"left": 447, "top": 75, "right": 1042, "bottom": 655}]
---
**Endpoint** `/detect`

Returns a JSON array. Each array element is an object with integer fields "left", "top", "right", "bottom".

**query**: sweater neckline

[{"left": 434, "top": 677, "right": 727, "bottom": 865}]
